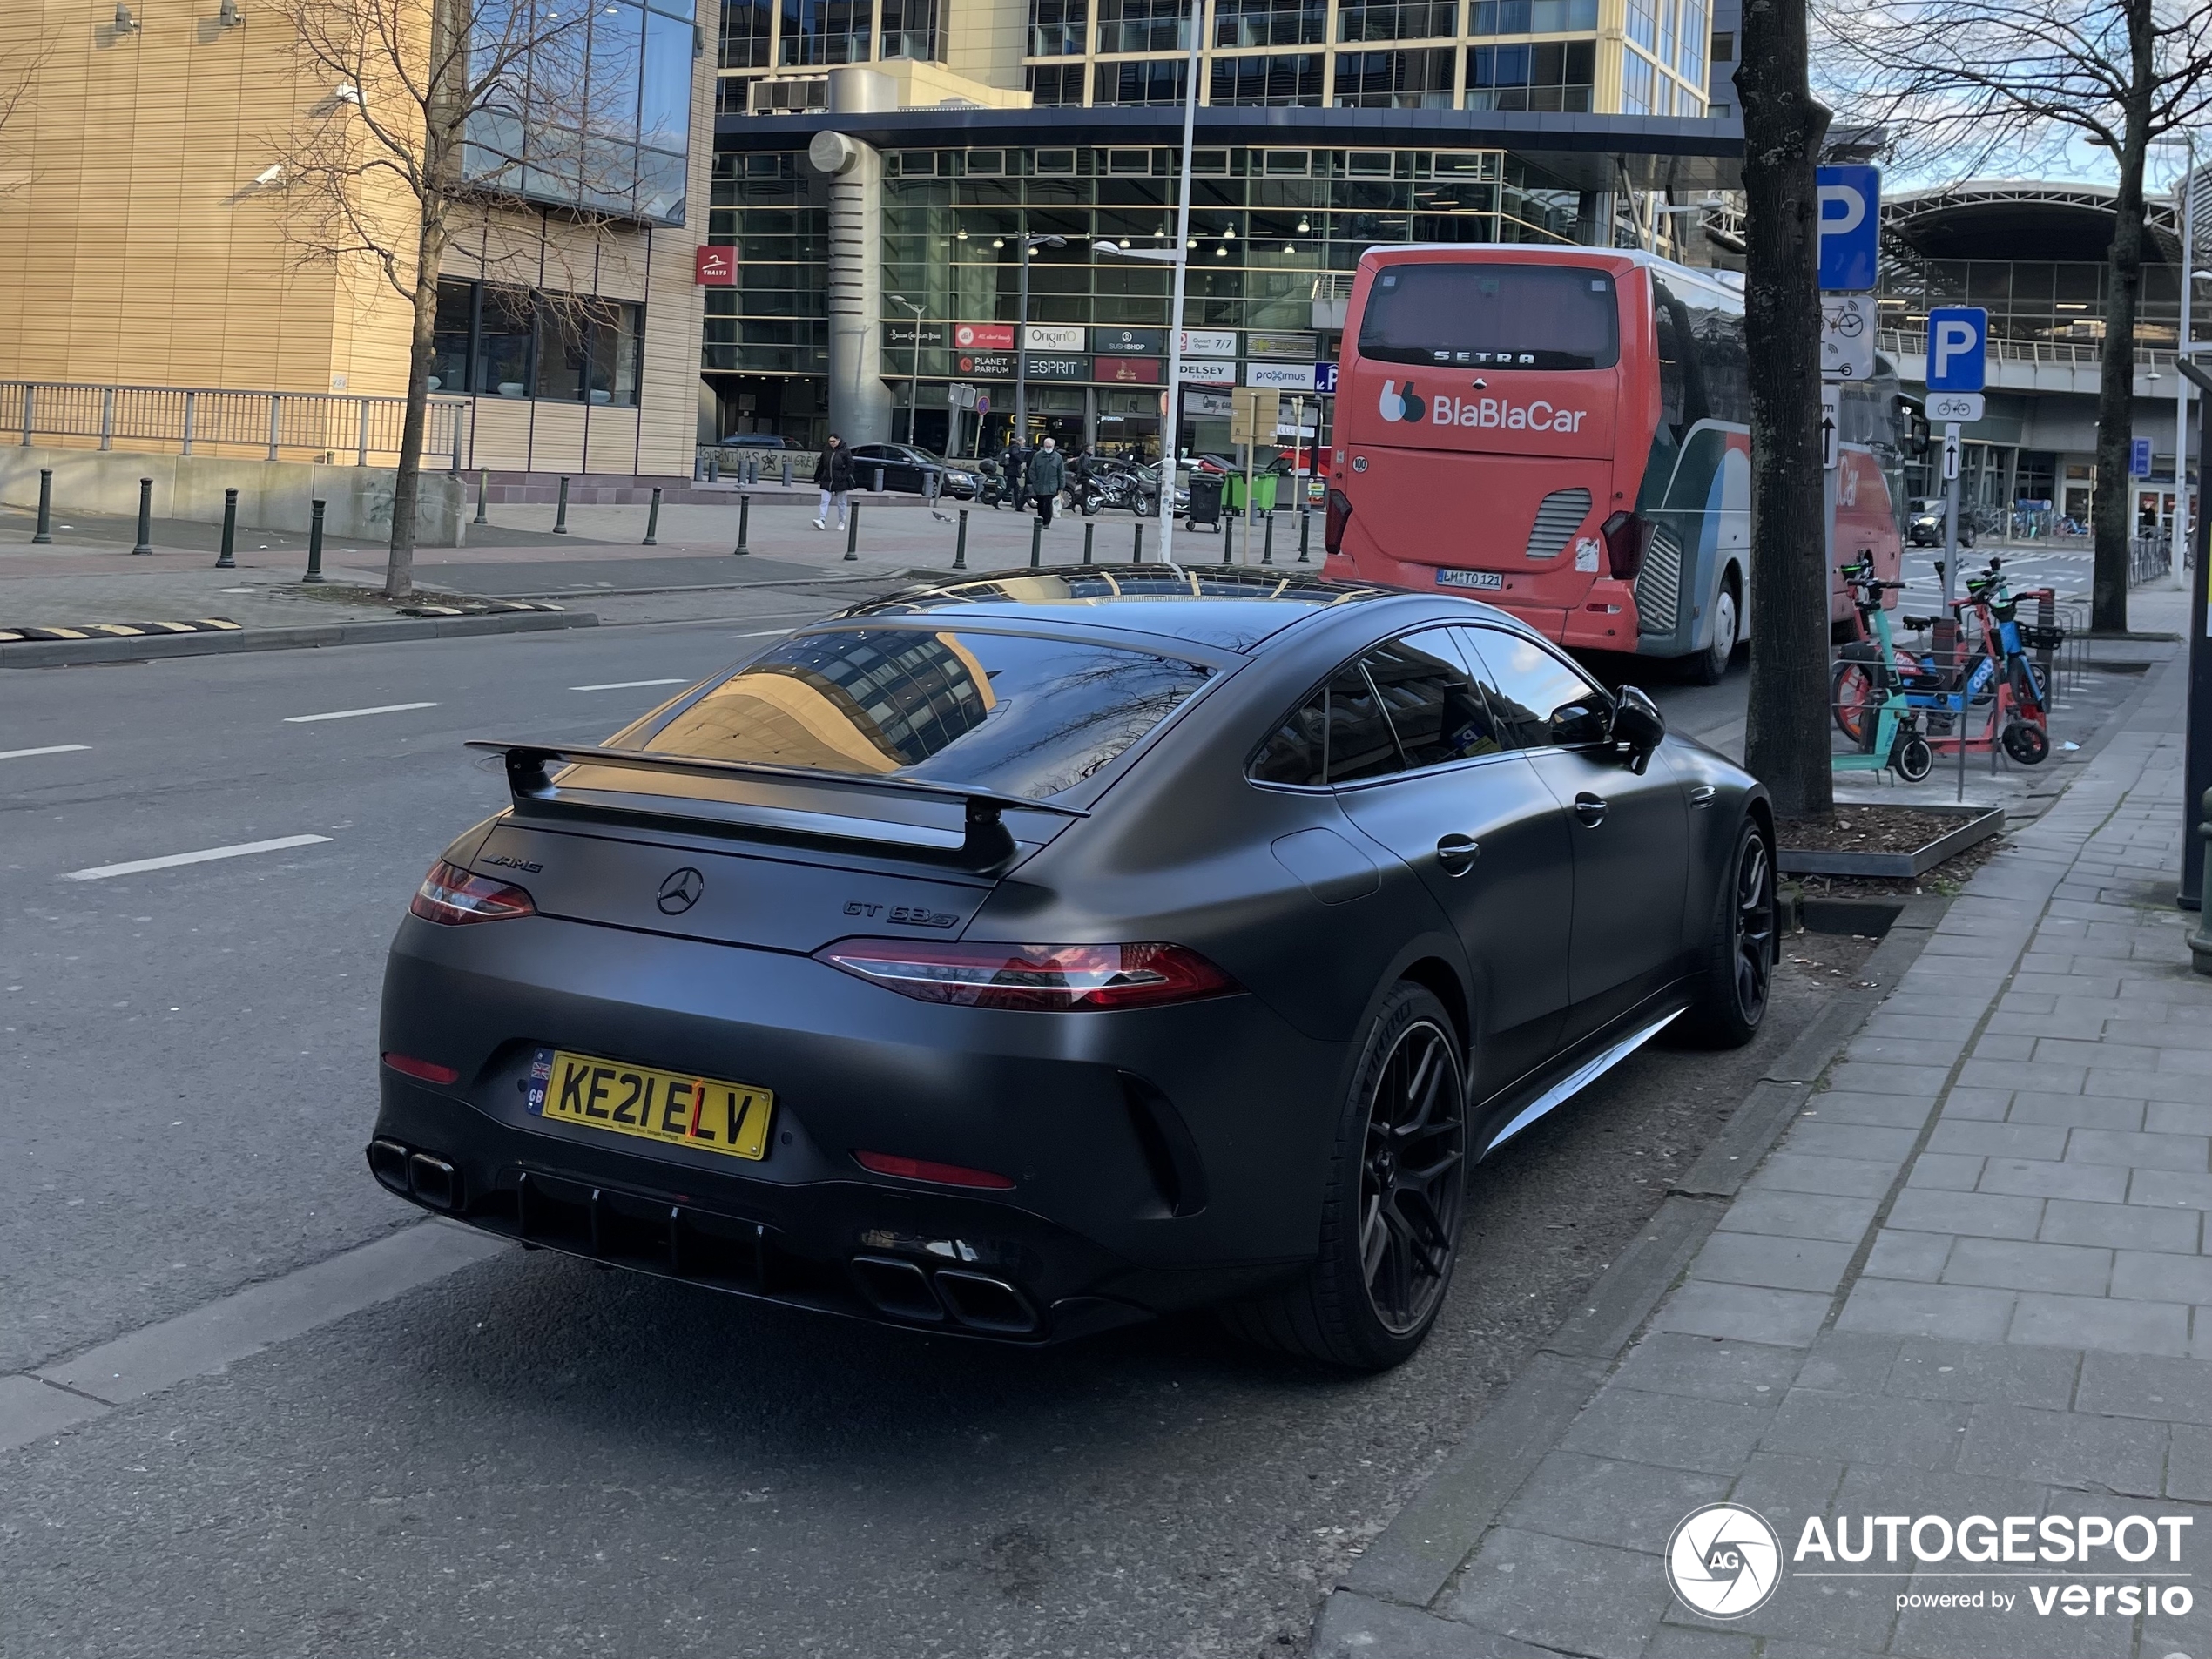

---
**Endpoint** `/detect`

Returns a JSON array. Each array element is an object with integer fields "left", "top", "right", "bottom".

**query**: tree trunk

[
  {"left": 386, "top": 215, "right": 448, "bottom": 601},
  {"left": 1735, "top": 0, "right": 1833, "bottom": 819},
  {"left": 2089, "top": 0, "right": 2155, "bottom": 636}
]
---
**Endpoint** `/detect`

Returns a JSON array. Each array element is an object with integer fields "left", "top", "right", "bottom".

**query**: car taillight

[
  {"left": 1325, "top": 489, "right": 1353, "bottom": 556},
  {"left": 1600, "top": 510, "right": 1652, "bottom": 582},
  {"left": 813, "top": 938, "right": 1237, "bottom": 1011},
  {"left": 408, "top": 859, "right": 535, "bottom": 925},
  {"left": 853, "top": 1150, "right": 1015, "bottom": 1190},
  {"left": 382, "top": 1052, "right": 461, "bottom": 1085}
]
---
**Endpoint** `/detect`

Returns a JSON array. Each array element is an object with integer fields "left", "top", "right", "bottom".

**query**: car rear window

[
  {"left": 642, "top": 628, "right": 1211, "bottom": 799},
  {"left": 1359, "top": 263, "right": 1619, "bottom": 370}
]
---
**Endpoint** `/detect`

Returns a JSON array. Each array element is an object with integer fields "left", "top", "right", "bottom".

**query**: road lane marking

[
  {"left": 283, "top": 702, "right": 439, "bottom": 724},
  {"left": 0, "top": 744, "right": 91, "bottom": 761},
  {"left": 61, "top": 834, "right": 334, "bottom": 882},
  {"left": 570, "top": 678, "right": 691, "bottom": 691},
  {"left": 1, "top": 1222, "right": 508, "bottom": 1451}
]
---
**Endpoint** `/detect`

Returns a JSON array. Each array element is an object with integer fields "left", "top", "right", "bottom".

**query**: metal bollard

[
  {"left": 735, "top": 494, "right": 751, "bottom": 556},
  {"left": 781, "top": 457, "right": 792, "bottom": 488},
  {"left": 553, "top": 475, "right": 570, "bottom": 534},
  {"left": 707, "top": 453, "right": 719, "bottom": 483},
  {"left": 954, "top": 509, "right": 968, "bottom": 570},
  {"left": 1298, "top": 511, "right": 1311, "bottom": 563},
  {"left": 844, "top": 503, "right": 860, "bottom": 561},
  {"left": 1029, "top": 516, "right": 1043, "bottom": 569},
  {"left": 132, "top": 476, "right": 153, "bottom": 556},
  {"left": 303, "top": 498, "right": 327, "bottom": 583},
  {"left": 643, "top": 486, "right": 662, "bottom": 546},
  {"left": 474, "top": 469, "right": 489, "bottom": 526},
  {"left": 214, "top": 488, "right": 238, "bottom": 568},
  {"left": 1263, "top": 511, "right": 1275, "bottom": 566},
  {"left": 1083, "top": 522, "right": 1095, "bottom": 565},
  {"left": 1133, "top": 523, "right": 1143, "bottom": 563},
  {"left": 1222, "top": 515, "right": 1235, "bottom": 565},
  {"left": 31, "top": 467, "right": 51, "bottom": 543},
  {"left": 873, "top": 467, "right": 886, "bottom": 494}
]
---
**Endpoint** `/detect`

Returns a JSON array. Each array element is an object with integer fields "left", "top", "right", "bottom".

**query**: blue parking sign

[
  {"left": 1925, "top": 307, "right": 1987, "bottom": 393},
  {"left": 2130, "top": 435, "right": 2154, "bottom": 477},
  {"left": 1314, "top": 362, "right": 1339, "bottom": 395},
  {"left": 1816, "top": 165, "right": 1879, "bottom": 291}
]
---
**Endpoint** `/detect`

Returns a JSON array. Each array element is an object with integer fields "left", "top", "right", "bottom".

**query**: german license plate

[
  {"left": 525, "top": 1048, "right": 773, "bottom": 1161},
  {"left": 1436, "top": 568, "right": 1504, "bottom": 591}
]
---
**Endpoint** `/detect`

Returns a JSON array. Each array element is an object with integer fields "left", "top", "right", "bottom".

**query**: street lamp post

[
  {"left": 891, "top": 293, "right": 925, "bottom": 446},
  {"left": 1090, "top": 0, "right": 1201, "bottom": 566},
  {"left": 2157, "top": 131, "right": 2204, "bottom": 590},
  {"left": 1015, "top": 233, "right": 1067, "bottom": 449}
]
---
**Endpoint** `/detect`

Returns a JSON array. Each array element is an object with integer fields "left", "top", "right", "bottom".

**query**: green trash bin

[{"left": 1224, "top": 473, "right": 1280, "bottom": 512}]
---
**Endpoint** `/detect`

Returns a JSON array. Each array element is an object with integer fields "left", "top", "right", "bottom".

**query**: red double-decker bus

[{"left": 1321, "top": 246, "right": 1910, "bottom": 683}]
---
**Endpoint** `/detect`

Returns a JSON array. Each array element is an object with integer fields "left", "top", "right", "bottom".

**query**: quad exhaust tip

[
  {"left": 934, "top": 1271, "right": 1037, "bottom": 1334},
  {"left": 365, "top": 1138, "right": 462, "bottom": 1211},
  {"left": 850, "top": 1256, "right": 1039, "bottom": 1335}
]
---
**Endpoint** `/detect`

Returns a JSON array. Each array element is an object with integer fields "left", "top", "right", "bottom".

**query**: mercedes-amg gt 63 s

[{"left": 372, "top": 569, "right": 1774, "bottom": 1370}]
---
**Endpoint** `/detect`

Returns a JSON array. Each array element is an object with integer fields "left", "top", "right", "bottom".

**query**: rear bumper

[{"left": 374, "top": 914, "right": 1346, "bottom": 1341}]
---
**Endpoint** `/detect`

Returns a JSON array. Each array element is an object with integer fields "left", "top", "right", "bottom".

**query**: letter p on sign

[
  {"left": 1926, "top": 307, "right": 1988, "bottom": 394},
  {"left": 1816, "top": 165, "right": 1879, "bottom": 291}
]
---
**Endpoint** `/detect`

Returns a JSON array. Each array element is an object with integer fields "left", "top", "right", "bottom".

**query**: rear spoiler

[{"left": 465, "top": 740, "right": 1086, "bottom": 870}]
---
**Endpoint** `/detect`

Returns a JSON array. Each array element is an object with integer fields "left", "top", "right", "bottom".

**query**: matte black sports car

[{"left": 372, "top": 569, "right": 1774, "bottom": 1370}]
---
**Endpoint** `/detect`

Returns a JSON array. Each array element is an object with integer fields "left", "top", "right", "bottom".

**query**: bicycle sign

[{"left": 1820, "top": 295, "right": 1875, "bottom": 381}]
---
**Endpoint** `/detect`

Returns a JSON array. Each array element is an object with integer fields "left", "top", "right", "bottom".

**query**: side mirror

[
  {"left": 1610, "top": 685, "right": 1665, "bottom": 774},
  {"left": 1548, "top": 698, "right": 1615, "bottom": 748}
]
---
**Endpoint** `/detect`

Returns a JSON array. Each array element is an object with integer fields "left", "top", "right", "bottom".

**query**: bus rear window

[{"left": 1359, "top": 263, "right": 1619, "bottom": 370}]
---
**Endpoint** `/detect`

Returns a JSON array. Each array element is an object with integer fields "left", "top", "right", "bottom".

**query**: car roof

[{"left": 840, "top": 567, "right": 1464, "bottom": 654}]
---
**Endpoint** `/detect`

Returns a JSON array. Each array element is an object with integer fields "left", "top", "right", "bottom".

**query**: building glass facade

[{"left": 705, "top": 141, "right": 1588, "bottom": 449}]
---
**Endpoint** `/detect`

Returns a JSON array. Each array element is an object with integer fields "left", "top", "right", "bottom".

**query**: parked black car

[
  {"left": 372, "top": 570, "right": 1774, "bottom": 1371},
  {"left": 849, "top": 442, "right": 981, "bottom": 500}
]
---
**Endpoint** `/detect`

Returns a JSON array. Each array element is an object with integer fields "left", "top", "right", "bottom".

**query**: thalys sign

[{"left": 1378, "top": 380, "right": 1589, "bottom": 433}]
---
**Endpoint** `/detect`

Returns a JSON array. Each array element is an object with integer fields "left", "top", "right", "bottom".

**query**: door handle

[
  {"left": 1689, "top": 785, "right": 1716, "bottom": 809},
  {"left": 1573, "top": 792, "right": 1608, "bottom": 827},
  {"left": 1435, "top": 833, "right": 1481, "bottom": 876}
]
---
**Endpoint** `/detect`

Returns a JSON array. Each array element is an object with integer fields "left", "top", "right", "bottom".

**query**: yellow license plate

[{"left": 525, "top": 1048, "right": 773, "bottom": 1161}]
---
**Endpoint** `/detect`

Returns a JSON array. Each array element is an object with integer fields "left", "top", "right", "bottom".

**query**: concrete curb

[
  {"left": 0, "top": 608, "right": 596, "bottom": 667},
  {"left": 1319, "top": 897, "right": 1949, "bottom": 1637}
]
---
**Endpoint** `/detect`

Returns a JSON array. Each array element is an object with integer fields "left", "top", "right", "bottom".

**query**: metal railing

[
  {"left": 2, "top": 381, "right": 472, "bottom": 469},
  {"left": 1878, "top": 329, "right": 2174, "bottom": 373}
]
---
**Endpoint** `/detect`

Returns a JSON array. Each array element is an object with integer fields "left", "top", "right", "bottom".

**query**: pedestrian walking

[
  {"left": 812, "top": 435, "right": 853, "bottom": 530},
  {"left": 1028, "top": 436, "right": 1066, "bottom": 529},
  {"left": 1003, "top": 438, "right": 1031, "bottom": 511}
]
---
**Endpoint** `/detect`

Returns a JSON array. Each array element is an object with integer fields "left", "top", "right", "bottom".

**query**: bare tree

[
  {"left": 1737, "top": 0, "right": 1836, "bottom": 819},
  {"left": 1818, "top": 0, "right": 2212, "bottom": 633},
  {"left": 0, "top": 36, "right": 51, "bottom": 194},
  {"left": 260, "top": 0, "right": 624, "bottom": 596}
]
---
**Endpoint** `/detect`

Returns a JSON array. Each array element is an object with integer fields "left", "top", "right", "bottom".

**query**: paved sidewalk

[{"left": 1318, "top": 647, "right": 2210, "bottom": 1659}]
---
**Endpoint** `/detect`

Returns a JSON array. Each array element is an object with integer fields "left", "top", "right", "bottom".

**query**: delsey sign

[
  {"left": 1379, "top": 379, "right": 1588, "bottom": 433},
  {"left": 1177, "top": 359, "right": 1237, "bottom": 384}
]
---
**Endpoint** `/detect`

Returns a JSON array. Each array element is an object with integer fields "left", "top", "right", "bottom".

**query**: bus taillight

[
  {"left": 1325, "top": 489, "right": 1352, "bottom": 556},
  {"left": 1600, "top": 510, "right": 1652, "bottom": 581}
]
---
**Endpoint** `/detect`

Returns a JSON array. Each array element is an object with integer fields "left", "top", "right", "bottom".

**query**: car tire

[
  {"left": 1680, "top": 816, "right": 1775, "bottom": 1049},
  {"left": 1683, "top": 577, "right": 1739, "bottom": 685},
  {"left": 1221, "top": 982, "right": 1467, "bottom": 1372}
]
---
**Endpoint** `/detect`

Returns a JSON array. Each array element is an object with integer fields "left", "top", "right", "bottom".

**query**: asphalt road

[{"left": 0, "top": 598, "right": 1854, "bottom": 1656}]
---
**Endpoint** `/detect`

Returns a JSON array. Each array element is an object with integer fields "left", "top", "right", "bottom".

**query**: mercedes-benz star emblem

[{"left": 657, "top": 867, "right": 705, "bottom": 914}]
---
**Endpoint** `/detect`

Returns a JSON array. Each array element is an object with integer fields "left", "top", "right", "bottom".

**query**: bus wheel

[{"left": 1684, "top": 579, "right": 1739, "bottom": 685}]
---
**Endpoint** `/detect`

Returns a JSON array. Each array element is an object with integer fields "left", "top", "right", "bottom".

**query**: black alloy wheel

[
  {"left": 1358, "top": 1016, "right": 1467, "bottom": 1337},
  {"left": 1683, "top": 817, "right": 1775, "bottom": 1048},
  {"left": 1730, "top": 822, "right": 1776, "bottom": 1028},
  {"left": 1221, "top": 983, "right": 1467, "bottom": 1369}
]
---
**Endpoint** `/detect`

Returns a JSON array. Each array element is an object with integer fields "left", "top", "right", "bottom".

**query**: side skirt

[{"left": 1474, "top": 1007, "right": 1685, "bottom": 1159}]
